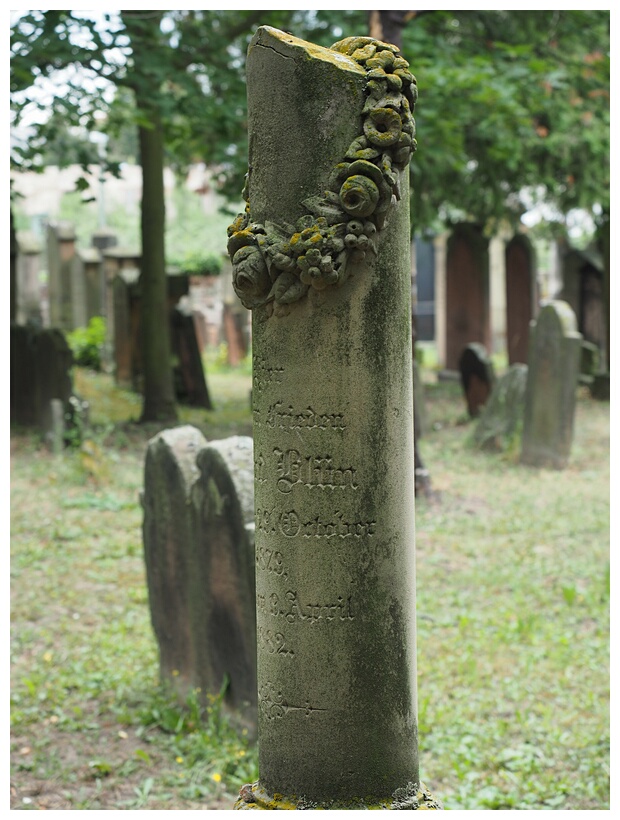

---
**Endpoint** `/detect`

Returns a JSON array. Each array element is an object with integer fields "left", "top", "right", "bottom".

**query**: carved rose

[{"left": 232, "top": 245, "right": 271, "bottom": 309}]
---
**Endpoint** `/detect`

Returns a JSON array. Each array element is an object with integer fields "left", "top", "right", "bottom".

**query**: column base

[{"left": 234, "top": 781, "right": 443, "bottom": 810}]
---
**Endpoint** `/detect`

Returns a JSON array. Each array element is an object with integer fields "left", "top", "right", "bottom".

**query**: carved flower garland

[{"left": 227, "top": 36, "right": 417, "bottom": 312}]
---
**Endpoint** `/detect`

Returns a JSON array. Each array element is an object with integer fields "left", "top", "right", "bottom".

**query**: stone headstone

[
  {"left": 46, "top": 222, "right": 79, "bottom": 330},
  {"left": 142, "top": 428, "right": 257, "bottom": 728},
  {"left": 142, "top": 426, "right": 207, "bottom": 700},
  {"left": 579, "top": 340, "right": 599, "bottom": 386},
  {"left": 473, "top": 363, "right": 528, "bottom": 452},
  {"left": 521, "top": 300, "right": 582, "bottom": 469},
  {"left": 191, "top": 436, "right": 256, "bottom": 727},
  {"left": 458, "top": 342, "right": 495, "bottom": 418},
  {"left": 170, "top": 306, "right": 213, "bottom": 408},
  {"left": 229, "top": 27, "right": 439, "bottom": 810},
  {"left": 10, "top": 324, "right": 74, "bottom": 433}
]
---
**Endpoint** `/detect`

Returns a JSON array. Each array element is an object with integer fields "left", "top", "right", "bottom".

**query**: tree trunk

[
  {"left": 137, "top": 113, "right": 177, "bottom": 421},
  {"left": 10, "top": 208, "right": 18, "bottom": 324},
  {"left": 122, "top": 10, "right": 177, "bottom": 422}
]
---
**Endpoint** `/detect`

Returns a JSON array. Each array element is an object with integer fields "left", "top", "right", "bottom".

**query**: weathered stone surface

[
  {"left": 473, "top": 363, "right": 528, "bottom": 452},
  {"left": 142, "top": 429, "right": 257, "bottom": 728},
  {"left": 142, "top": 426, "right": 208, "bottom": 700},
  {"left": 458, "top": 342, "right": 495, "bottom": 418},
  {"left": 521, "top": 300, "right": 582, "bottom": 469},
  {"left": 229, "top": 27, "right": 424, "bottom": 808},
  {"left": 191, "top": 436, "right": 256, "bottom": 726}
]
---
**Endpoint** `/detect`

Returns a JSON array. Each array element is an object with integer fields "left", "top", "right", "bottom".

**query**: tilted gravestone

[
  {"left": 473, "top": 363, "right": 528, "bottom": 452},
  {"left": 228, "top": 27, "right": 440, "bottom": 810},
  {"left": 458, "top": 342, "right": 495, "bottom": 418},
  {"left": 521, "top": 301, "right": 582, "bottom": 469},
  {"left": 142, "top": 428, "right": 256, "bottom": 728}
]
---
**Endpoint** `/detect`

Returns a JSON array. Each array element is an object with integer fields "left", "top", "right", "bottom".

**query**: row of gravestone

[
  {"left": 458, "top": 300, "right": 585, "bottom": 468},
  {"left": 141, "top": 427, "right": 258, "bottom": 733}
]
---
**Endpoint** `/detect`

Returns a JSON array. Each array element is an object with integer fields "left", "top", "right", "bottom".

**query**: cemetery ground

[{"left": 10, "top": 361, "right": 609, "bottom": 810}]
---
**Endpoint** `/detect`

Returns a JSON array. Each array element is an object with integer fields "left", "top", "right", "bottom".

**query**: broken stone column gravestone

[
  {"left": 458, "top": 342, "right": 495, "bottom": 418},
  {"left": 521, "top": 300, "right": 582, "bottom": 469},
  {"left": 228, "top": 27, "right": 440, "bottom": 810},
  {"left": 142, "top": 428, "right": 257, "bottom": 730}
]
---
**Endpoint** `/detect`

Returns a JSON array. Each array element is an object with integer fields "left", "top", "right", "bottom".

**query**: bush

[
  {"left": 66, "top": 316, "right": 107, "bottom": 371},
  {"left": 174, "top": 251, "right": 223, "bottom": 277}
]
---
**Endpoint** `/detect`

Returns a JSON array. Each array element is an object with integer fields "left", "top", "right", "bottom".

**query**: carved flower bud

[
  {"left": 306, "top": 247, "right": 322, "bottom": 265},
  {"left": 363, "top": 108, "right": 403, "bottom": 148},
  {"left": 345, "top": 233, "right": 359, "bottom": 248},
  {"left": 347, "top": 219, "right": 365, "bottom": 236},
  {"left": 363, "top": 220, "right": 377, "bottom": 236},
  {"left": 232, "top": 245, "right": 271, "bottom": 308},
  {"left": 339, "top": 174, "right": 380, "bottom": 218}
]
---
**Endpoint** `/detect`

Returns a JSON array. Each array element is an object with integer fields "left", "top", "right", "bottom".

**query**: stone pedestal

[{"left": 228, "top": 27, "right": 440, "bottom": 810}]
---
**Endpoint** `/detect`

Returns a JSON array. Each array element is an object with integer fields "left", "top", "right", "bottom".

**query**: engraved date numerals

[
  {"left": 256, "top": 546, "right": 288, "bottom": 578},
  {"left": 257, "top": 626, "right": 294, "bottom": 657}
]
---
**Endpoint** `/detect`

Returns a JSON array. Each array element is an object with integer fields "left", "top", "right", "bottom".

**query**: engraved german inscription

[
  {"left": 265, "top": 402, "right": 346, "bottom": 432},
  {"left": 274, "top": 449, "right": 358, "bottom": 493},
  {"left": 256, "top": 546, "right": 288, "bottom": 578},
  {"left": 257, "top": 626, "right": 295, "bottom": 657},
  {"left": 256, "top": 507, "right": 376, "bottom": 539},
  {"left": 258, "top": 590, "right": 354, "bottom": 624}
]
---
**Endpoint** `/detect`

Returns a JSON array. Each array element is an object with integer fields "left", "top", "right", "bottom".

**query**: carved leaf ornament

[{"left": 227, "top": 36, "right": 417, "bottom": 313}]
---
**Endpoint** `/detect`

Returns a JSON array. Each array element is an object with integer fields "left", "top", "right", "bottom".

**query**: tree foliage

[{"left": 398, "top": 10, "right": 609, "bottom": 234}]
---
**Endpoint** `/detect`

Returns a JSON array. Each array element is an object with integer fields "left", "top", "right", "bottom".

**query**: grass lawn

[{"left": 10, "top": 367, "right": 609, "bottom": 809}]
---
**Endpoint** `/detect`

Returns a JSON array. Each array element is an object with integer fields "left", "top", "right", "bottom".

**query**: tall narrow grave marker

[
  {"left": 521, "top": 300, "right": 582, "bottom": 469},
  {"left": 228, "top": 27, "right": 439, "bottom": 810}
]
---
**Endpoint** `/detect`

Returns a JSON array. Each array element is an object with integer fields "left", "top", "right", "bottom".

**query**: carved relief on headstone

[
  {"left": 521, "top": 300, "right": 582, "bottom": 469},
  {"left": 228, "top": 27, "right": 440, "bottom": 811}
]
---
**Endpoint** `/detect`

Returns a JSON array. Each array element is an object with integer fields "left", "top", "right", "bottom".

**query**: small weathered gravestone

[
  {"left": 579, "top": 340, "right": 599, "bottom": 387},
  {"left": 521, "top": 300, "right": 582, "bottom": 469},
  {"left": 170, "top": 306, "right": 213, "bottom": 408},
  {"left": 473, "top": 363, "right": 528, "bottom": 452},
  {"left": 458, "top": 342, "right": 495, "bottom": 418},
  {"left": 228, "top": 26, "right": 439, "bottom": 810},
  {"left": 142, "top": 426, "right": 208, "bottom": 700},
  {"left": 191, "top": 436, "right": 256, "bottom": 727},
  {"left": 10, "top": 325, "right": 74, "bottom": 433},
  {"left": 142, "top": 429, "right": 256, "bottom": 728}
]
